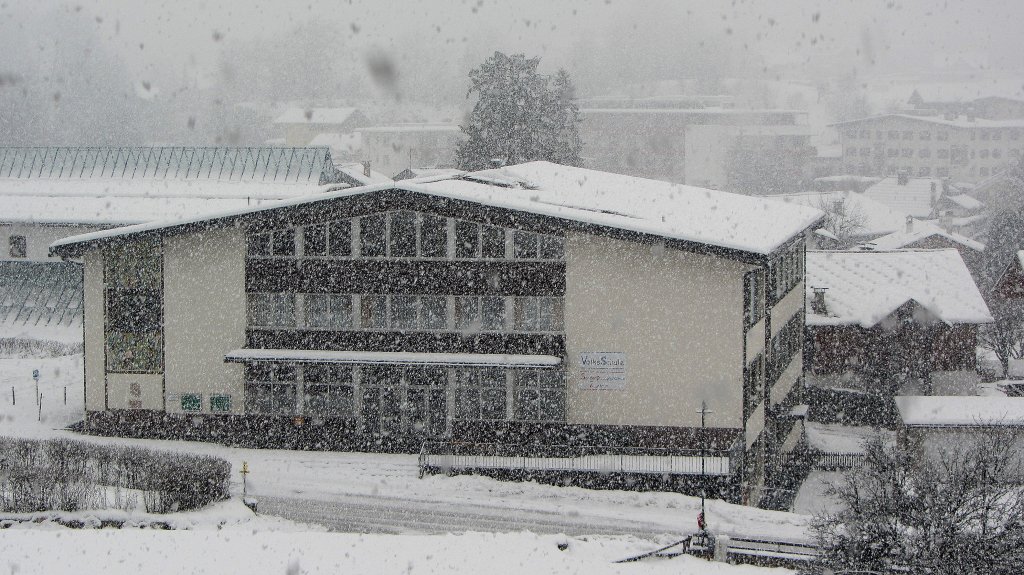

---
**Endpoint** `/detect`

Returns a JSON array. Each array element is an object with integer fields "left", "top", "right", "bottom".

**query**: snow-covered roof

[
  {"left": 806, "top": 249, "right": 993, "bottom": 328},
  {"left": 832, "top": 113, "right": 1024, "bottom": 129},
  {"left": 1, "top": 193, "right": 282, "bottom": 226},
  {"left": 274, "top": 107, "right": 359, "bottom": 125},
  {"left": 393, "top": 168, "right": 464, "bottom": 182},
  {"left": 863, "top": 176, "right": 950, "bottom": 218},
  {"left": 0, "top": 261, "right": 81, "bottom": 341},
  {"left": 225, "top": 349, "right": 561, "bottom": 368},
  {"left": 336, "top": 163, "right": 394, "bottom": 186},
  {"left": 767, "top": 190, "right": 913, "bottom": 239},
  {"left": 309, "top": 132, "right": 362, "bottom": 156},
  {"left": 896, "top": 396, "right": 1024, "bottom": 427},
  {"left": 51, "top": 161, "right": 824, "bottom": 257},
  {"left": 865, "top": 221, "right": 984, "bottom": 252},
  {"left": 944, "top": 193, "right": 983, "bottom": 211},
  {"left": 416, "top": 162, "right": 824, "bottom": 255},
  {"left": 358, "top": 123, "right": 461, "bottom": 133}
]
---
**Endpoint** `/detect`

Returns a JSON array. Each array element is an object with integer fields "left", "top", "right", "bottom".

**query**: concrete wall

[
  {"left": 564, "top": 233, "right": 748, "bottom": 429},
  {"left": 83, "top": 250, "right": 106, "bottom": 411},
  {"left": 0, "top": 223, "right": 102, "bottom": 261},
  {"left": 163, "top": 228, "right": 247, "bottom": 414},
  {"left": 771, "top": 283, "right": 804, "bottom": 337}
]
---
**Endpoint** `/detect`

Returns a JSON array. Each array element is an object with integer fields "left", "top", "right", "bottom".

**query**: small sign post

[{"left": 32, "top": 369, "right": 39, "bottom": 405}]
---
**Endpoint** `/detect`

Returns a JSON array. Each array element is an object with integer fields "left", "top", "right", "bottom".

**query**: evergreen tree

[{"left": 455, "top": 52, "right": 583, "bottom": 170}]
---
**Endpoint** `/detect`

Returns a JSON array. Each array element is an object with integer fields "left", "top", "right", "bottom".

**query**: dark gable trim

[
  {"left": 52, "top": 187, "right": 798, "bottom": 266},
  {"left": 246, "top": 329, "right": 566, "bottom": 356},
  {"left": 247, "top": 259, "right": 565, "bottom": 296}
]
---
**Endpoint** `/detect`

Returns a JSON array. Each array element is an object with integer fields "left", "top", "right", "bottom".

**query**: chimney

[
  {"left": 361, "top": 161, "right": 371, "bottom": 177},
  {"left": 930, "top": 181, "right": 938, "bottom": 206},
  {"left": 811, "top": 287, "right": 828, "bottom": 315},
  {"left": 906, "top": 215, "right": 914, "bottom": 233},
  {"left": 940, "top": 210, "right": 953, "bottom": 232},
  {"left": 897, "top": 171, "right": 909, "bottom": 185}
]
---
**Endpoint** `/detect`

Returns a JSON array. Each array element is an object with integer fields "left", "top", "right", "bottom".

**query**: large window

[
  {"left": 248, "top": 293, "right": 296, "bottom": 328},
  {"left": 303, "top": 221, "right": 351, "bottom": 257},
  {"left": 248, "top": 229, "right": 295, "bottom": 257},
  {"left": 513, "top": 370, "right": 566, "bottom": 421},
  {"left": 771, "top": 244, "right": 803, "bottom": 301},
  {"left": 105, "top": 240, "right": 163, "bottom": 373},
  {"left": 303, "top": 364, "right": 354, "bottom": 418},
  {"left": 455, "top": 221, "right": 506, "bottom": 259},
  {"left": 514, "top": 297, "right": 564, "bottom": 332},
  {"left": 455, "top": 368, "right": 507, "bottom": 420},
  {"left": 305, "top": 294, "right": 353, "bottom": 329},
  {"left": 744, "top": 270, "right": 765, "bottom": 326},
  {"left": 513, "top": 230, "right": 564, "bottom": 260},
  {"left": 244, "top": 364, "right": 297, "bottom": 415},
  {"left": 454, "top": 296, "right": 506, "bottom": 331}
]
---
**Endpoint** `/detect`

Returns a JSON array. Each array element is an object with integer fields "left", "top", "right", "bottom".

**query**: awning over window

[{"left": 224, "top": 349, "right": 562, "bottom": 368}]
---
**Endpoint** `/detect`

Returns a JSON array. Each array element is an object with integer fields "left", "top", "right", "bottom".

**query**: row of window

[
  {"left": 744, "top": 353, "right": 764, "bottom": 418},
  {"left": 770, "top": 246, "right": 803, "bottom": 302},
  {"left": 105, "top": 241, "right": 164, "bottom": 373},
  {"left": 768, "top": 312, "right": 803, "bottom": 386},
  {"left": 247, "top": 293, "right": 565, "bottom": 333},
  {"left": 847, "top": 147, "right": 1020, "bottom": 160},
  {"left": 178, "top": 393, "right": 232, "bottom": 413},
  {"left": 248, "top": 210, "right": 566, "bottom": 261},
  {"left": 844, "top": 164, "right": 1005, "bottom": 179},
  {"left": 243, "top": 364, "right": 566, "bottom": 426},
  {"left": 743, "top": 270, "right": 765, "bottom": 327},
  {"left": 845, "top": 129, "right": 1022, "bottom": 141}
]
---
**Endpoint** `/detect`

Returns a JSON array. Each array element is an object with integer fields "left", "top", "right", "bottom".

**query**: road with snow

[{"left": 258, "top": 493, "right": 680, "bottom": 536}]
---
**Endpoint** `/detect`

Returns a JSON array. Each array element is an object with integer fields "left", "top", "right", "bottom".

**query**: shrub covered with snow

[{"left": 0, "top": 437, "right": 230, "bottom": 514}]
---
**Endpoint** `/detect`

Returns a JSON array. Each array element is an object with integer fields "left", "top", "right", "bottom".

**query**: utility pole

[{"left": 696, "top": 401, "right": 714, "bottom": 538}]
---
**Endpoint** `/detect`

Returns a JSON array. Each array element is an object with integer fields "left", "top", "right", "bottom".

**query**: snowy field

[{"left": 1, "top": 353, "right": 807, "bottom": 574}]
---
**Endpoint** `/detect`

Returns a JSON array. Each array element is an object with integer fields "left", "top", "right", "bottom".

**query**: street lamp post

[{"left": 696, "top": 401, "right": 713, "bottom": 538}]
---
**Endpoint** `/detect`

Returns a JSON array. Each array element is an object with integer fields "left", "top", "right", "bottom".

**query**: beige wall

[
  {"left": 746, "top": 318, "right": 765, "bottom": 359},
  {"left": 83, "top": 250, "right": 106, "bottom": 411},
  {"left": 564, "top": 233, "right": 748, "bottom": 429},
  {"left": 1, "top": 223, "right": 103, "bottom": 261},
  {"left": 163, "top": 228, "right": 247, "bottom": 414},
  {"left": 771, "top": 351, "right": 802, "bottom": 405},
  {"left": 770, "top": 283, "right": 804, "bottom": 337}
]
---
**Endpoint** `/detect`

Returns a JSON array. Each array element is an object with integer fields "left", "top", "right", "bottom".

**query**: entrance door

[
  {"left": 361, "top": 367, "right": 403, "bottom": 437},
  {"left": 405, "top": 367, "right": 448, "bottom": 438}
]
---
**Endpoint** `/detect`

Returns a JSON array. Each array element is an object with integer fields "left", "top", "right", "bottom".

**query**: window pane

[
  {"left": 328, "top": 221, "right": 351, "bottom": 256},
  {"left": 389, "top": 211, "right": 416, "bottom": 258},
  {"left": 420, "top": 214, "right": 448, "bottom": 258},
  {"left": 277, "top": 365, "right": 298, "bottom": 381},
  {"left": 390, "top": 295, "right": 418, "bottom": 329},
  {"left": 538, "top": 389, "right": 565, "bottom": 421},
  {"left": 305, "top": 294, "right": 330, "bottom": 327},
  {"left": 481, "top": 389, "right": 506, "bottom": 420},
  {"left": 538, "top": 235, "right": 564, "bottom": 260},
  {"left": 513, "top": 231, "right": 537, "bottom": 259},
  {"left": 247, "top": 233, "right": 270, "bottom": 257},
  {"left": 515, "top": 389, "right": 540, "bottom": 420},
  {"left": 539, "top": 298, "right": 563, "bottom": 331},
  {"left": 481, "top": 296, "right": 505, "bottom": 330},
  {"left": 455, "top": 220, "right": 479, "bottom": 258},
  {"left": 360, "top": 214, "right": 386, "bottom": 257},
  {"left": 272, "top": 229, "right": 295, "bottom": 256},
  {"left": 454, "top": 296, "right": 480, "bottom": 330},
  {"left": 514, "top": 297, "right": 538, "bottom": 331},
  {"left": 481, "top": 226, "right": 505, "bottom": 258},
  {"left": 303, "top": 224, "right": 327, "bottom": 256},
  {"left": 361, "top": 295, "right": 387, "bottom": 329},
  {"left": 456, "top": 388, "right": 480, "bottom": 419},
  {"left": 271, "top": 294, "right": 296, "bottom": 327},
  {"left": 421, "top": 296, "right": 447, "bottom": 329}
]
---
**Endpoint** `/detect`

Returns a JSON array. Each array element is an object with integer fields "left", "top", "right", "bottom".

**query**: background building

[{"left": 357, "top": 123, "right": 464, "bottom": 179}]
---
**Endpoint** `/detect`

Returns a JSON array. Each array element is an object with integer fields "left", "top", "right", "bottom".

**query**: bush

[{"left": 0, "top": 437, "right": 230, "bottom": 514}]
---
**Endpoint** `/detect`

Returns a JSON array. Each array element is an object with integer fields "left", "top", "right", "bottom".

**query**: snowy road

[{"left": 258, "top": 493, "right": 679, "bottom": 536}]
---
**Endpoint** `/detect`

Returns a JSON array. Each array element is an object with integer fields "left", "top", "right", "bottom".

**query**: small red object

[{"left": 697, "top": 511, "right": 706, "bottom": 531}]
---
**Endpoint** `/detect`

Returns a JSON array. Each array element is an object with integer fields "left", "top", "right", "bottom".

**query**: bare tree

[
  {"left": 813, "top": 431, "right": 1024, "bottom": 574},
  {"left": 979, "top": 312, "right": 1024, "bottom": 377},
  {"left": 813, "top": 195, "right": 869, "bottom": 249}
]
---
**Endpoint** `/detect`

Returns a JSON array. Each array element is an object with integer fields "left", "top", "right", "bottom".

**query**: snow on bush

[{"left": 0, "top": 437, "right": 230, "bottom": 514}]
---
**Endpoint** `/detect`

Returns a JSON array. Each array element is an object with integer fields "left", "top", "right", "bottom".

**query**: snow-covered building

[
  {"left": 273, "top": 108, "right": 371, "bottom": 146},
  {"left": 768, "top": 190, "right": 918, "bottom": 248},
  {"left": 833, "top": 113, "right": 1024, "bottom": 183},
  {"left": 895, "top": 395, "right": 1024, "bottom": 467},
  {"left": 357, "top": 124, "right": 464, "bottom": 180},
  {"left": 0, "top": 146, "right": 348, "bottom": 348},
  {"left": 863, "top": 218, "right": 985, "bottom": 273},
  {"left": 805, "top": 249, "right": 992, "bottom": 396},
  {"left": 50, "top": 161, "right": 823, "bottom": 506}
]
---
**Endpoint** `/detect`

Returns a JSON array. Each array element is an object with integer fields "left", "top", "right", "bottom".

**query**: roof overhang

[{"left": 224, "top": 349, "right": 562, "bottom": 368}]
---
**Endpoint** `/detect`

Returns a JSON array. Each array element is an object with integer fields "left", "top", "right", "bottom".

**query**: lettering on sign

[{"left": 577, "top": 352, "right": 627, "bottom": 390}]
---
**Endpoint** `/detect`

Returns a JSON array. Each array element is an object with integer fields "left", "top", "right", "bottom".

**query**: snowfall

[{"left": 0, "top": 354, "right": 810, "bottom": 574}]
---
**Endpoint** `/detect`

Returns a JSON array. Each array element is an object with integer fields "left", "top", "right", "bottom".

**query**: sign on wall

[{"left": 576, "top": 352, "right": 627, "bottom": 390}]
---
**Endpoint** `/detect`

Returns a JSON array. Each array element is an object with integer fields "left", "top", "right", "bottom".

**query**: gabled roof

[
  {"left": 274, "top": 107, "right": 359, "bottom": 125},
  {"left": 335, "top": 163, "right": 394, "bottom": 186},
  {"left": 767, "top": 190, "right": 913, "bottom": 239},
  {"left": 896, "top": 396, "right": 1024, "bottom": 427},
  {"left": 866, "top": 221, "right": 984, "bottom": 252},
  {"left": 50, "top": 161, "right": 824, "bottom": 259},
  {"left": 944, "top": 193, "right": 983, "bottom": 211},
  {"left": 863, "top": 176, "right": 950, "bottom": 218},
  {"left": 806, "top": 249, "right": 992, "bottom": 328}
]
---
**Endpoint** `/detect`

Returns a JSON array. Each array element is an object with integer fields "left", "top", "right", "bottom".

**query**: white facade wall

[
  {"left": 83, "top": 250, "right": 105, "bottom": 411},
  {"left": 564, "top": 233, "right": 748, "bottom": 430},
  {"left": 0, "top": 223, "right": 103, "bottom": 261},
  {"left": 163, "top": 228, "right": 247, "bottom": 414}
]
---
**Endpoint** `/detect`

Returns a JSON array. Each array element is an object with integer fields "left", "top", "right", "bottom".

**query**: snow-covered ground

[{"left": 1, "top": 354, "right": 806, "bottom": 574}]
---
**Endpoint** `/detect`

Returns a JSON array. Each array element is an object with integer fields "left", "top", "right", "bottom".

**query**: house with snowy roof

[
  {"left": 768, "top": 190, "right": 919, "bottom": 248},
  {"left": 50, "top": 161, "right": 823, "bottom": 506},
  {"left": 805, "top": 249, "right": 992, "bottom": 397},
  {"left": 862, "top": 217, "right": 985, "bottom": 274},
  {"left": 273, "top": 107, "right": 371, "bottom": 146},
  {"left": 0, "top": 145, "right": 347, "bottom": 351},
  {"left": 894, "top": 395, "right": 1024, "bottom": 468}
]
